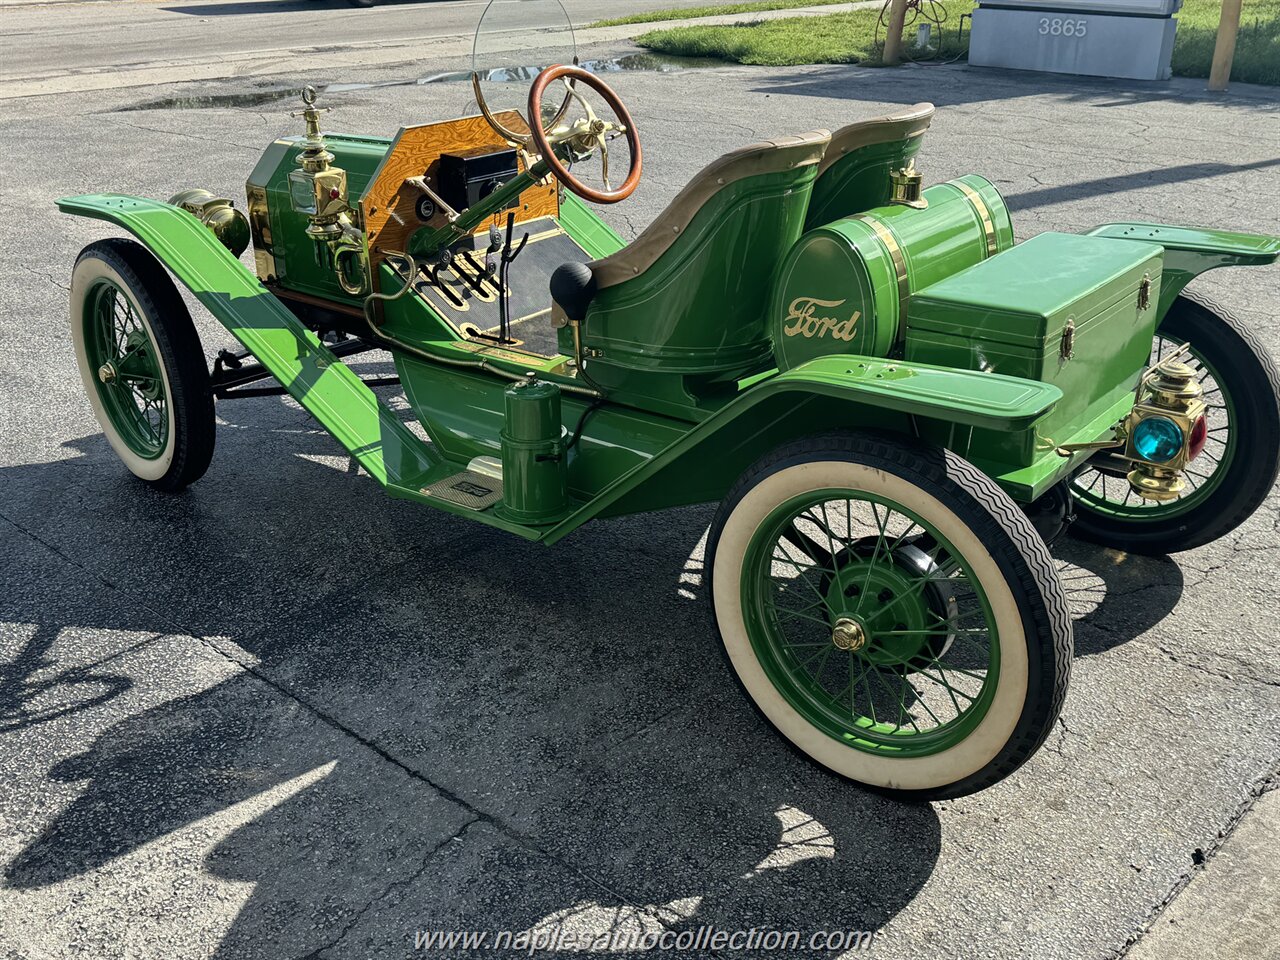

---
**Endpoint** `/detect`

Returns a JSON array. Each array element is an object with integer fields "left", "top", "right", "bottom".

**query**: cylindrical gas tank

[
  {"left": 771, "top": 175, "right": 1013, "bottom": 371},
  {"left": 498, "top": 376, "right": 570, "bottom": 525}
]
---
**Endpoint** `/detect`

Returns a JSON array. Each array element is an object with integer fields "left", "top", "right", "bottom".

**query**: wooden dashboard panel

[{"left": 360, "top": 112, "right": 559, "bottom": 276}]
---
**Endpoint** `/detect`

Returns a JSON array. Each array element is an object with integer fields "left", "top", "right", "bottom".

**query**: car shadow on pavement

[
  {"left": 2, "top": 428, "right": 944, "bottom": 956},
  {"left": 1051, "top": 537, "right": 1184, "bottom": 657},
  {"left": 750, "top": 64, "right": 1280, "bottom": 112},
  {"left": 0, "top": 624, "right": 134, "bottom": 735},
  {"left": 0, "top": 421, "right": 1184, "bottom": 956}
]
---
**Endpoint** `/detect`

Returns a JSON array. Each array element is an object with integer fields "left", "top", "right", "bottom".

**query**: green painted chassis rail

[{"left": 58, "top": 194, "right": 442, "bottom": 489}]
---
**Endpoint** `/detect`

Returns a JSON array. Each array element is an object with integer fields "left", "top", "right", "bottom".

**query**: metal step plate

[{"left": 422, "top": 470, "right": 503, "bottom": 511}]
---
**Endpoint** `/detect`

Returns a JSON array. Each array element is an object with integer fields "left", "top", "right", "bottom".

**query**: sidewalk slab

[{"left": 1127, "top": 786, "right": 1280, "bottom": 960}]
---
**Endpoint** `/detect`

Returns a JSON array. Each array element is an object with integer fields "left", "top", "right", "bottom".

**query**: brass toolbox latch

[
  {"left": 1060, "top": 317, "right": 1076, "bottom": 361},
  {"left": 1138, "top": 273, "right": 1153, "bottom": 311}
]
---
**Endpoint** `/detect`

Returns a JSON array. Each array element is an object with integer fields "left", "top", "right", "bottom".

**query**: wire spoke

[
  {"left": 779, "top": 521, "right": 835, "bottom": 574},
  {"left": 774, "top": 606, "right": 833, "bottom": 629}
]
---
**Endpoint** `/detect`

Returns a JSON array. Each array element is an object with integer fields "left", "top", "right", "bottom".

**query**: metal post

[
  {"left": 1208, "top": 0, "right": 1244, "bottom": 91},
  {"left": 882, "top": 0, "right": 910, "bottom": 65}
]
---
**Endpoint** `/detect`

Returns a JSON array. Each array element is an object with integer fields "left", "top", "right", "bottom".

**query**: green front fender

[
  {"left": 1088, "top": 223, "right": 1280, "bottom": 318},
  {"left": 57, "top": 193, "right": 442, "bottom": 489},
  {"left": 541, "top": 356, "right": 1061, "bottom": 544}
]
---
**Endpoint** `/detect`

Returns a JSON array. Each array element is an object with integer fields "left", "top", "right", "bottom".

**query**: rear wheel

[
  {"left": 70, "top": 238, "right": 215, "bottom": 492},
  {"left": 707, "top": 433, "right": 1073, "bottom": 800},
  {"left": 1070, "top": 292, "right": 1280, "bottom": 554}
]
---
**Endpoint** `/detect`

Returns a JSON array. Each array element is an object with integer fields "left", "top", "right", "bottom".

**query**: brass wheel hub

[{"left": 831, "top": 617, "right": 868, "bottom": 652}]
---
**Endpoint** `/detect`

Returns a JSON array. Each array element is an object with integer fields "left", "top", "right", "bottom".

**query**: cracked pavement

[{"left": 1, "top": 4, "right": 1279, "bottom": 957}]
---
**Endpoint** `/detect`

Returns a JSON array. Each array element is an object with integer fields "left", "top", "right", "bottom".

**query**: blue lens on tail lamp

[{"left": 1132, "top": 416, "right": 1184, "bottom": 463}]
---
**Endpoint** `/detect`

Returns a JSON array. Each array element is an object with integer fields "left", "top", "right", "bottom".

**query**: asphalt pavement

[{"left": 1, "top": 1, "right": 1278, "bottom": 957}]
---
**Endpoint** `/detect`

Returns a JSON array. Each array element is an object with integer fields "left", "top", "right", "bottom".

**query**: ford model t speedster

[{"left": 58, "top": 6, "right": 1280, "bottom": 799}]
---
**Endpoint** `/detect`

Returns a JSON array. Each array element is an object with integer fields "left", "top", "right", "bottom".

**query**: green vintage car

[{"left": 58, "top": 6, "right": 1280, "bottom": 799}]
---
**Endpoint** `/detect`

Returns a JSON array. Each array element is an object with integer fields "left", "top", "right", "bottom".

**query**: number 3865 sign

[{"left": 1039, "top": 16, "right": 1088, "bottom": 37}]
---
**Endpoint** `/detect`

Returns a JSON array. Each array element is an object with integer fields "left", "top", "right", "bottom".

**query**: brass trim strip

[
  {"left": 954, "top": 180, "right": 999, "bottom": 257},
  {"left": 855, "top": 215, "right": 910, "bottom": 343}
]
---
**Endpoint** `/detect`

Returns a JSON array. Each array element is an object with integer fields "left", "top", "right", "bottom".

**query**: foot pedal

[{"left": 421, "top": 470, "right": 503, "bottom": 511}]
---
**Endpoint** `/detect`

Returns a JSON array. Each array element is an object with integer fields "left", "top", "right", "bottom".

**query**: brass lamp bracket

[{"left": 1055, "top": 436, "right": 1124, "bottom": 458}]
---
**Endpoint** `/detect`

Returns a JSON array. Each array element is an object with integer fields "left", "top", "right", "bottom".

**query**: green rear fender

[
  {"left": 1088, "top": 223, "right": 1280, "bottom": 318},
  {"left": 544, "top": 356, "right": 1061, "bottom": 543}
]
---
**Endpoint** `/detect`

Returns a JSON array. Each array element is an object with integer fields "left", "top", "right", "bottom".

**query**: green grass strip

[
  {"left": 1173, "top": 0, "right": 1280, "bottom": 86},
  {"left": 632, "top": 0, "right": 1279, "bottom": 85},
  {"left": 592, "top": 0, "right": 855, "bottom": 29},
  {"left": 637, "top": 3, "right": 973, "bottom": 67}
]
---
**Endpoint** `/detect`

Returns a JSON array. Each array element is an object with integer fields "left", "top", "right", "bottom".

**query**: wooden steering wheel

[{"left": 527, "top": 65, "right": 642, "bottom": 205}]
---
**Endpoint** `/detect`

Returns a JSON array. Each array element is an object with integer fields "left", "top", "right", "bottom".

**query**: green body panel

[
  {"left": 538, "top": 355, "right": 1062, "bottom": 542},
  {"left": 558, "top": 192, "right": 626, "bottom": 259},
  {"left": 245, "top": 134, "right": 392, "bottom": 299},
  {"left": 992, "top": 389, "right": 1138, "bottom": 501},
  {"left": 1087, "top": 222, "right": 1280, "bottom": 317},
  {"left": 394, "top": 351, "right": 691, "bottom": 500},
  {"left": 771, "top": 175, "right": 1014, "bottom": 371},
  {"left": 57, "top": 194, "right": 442, "bottom": 489},
  {"left": 805, "top": 131, "right": 928, "bottom": 229},
  {"left": 908, "top": 232, "right": 1164, "bottom": 459},
  {"left": 572, "top": 162, "right": 822, "bottom": 418},
  {"left": 375, "top": 261, "right": 472, "bottom": 350},
  {"left": 392, "top": 343, "right": 1061, "bottom": 533}
]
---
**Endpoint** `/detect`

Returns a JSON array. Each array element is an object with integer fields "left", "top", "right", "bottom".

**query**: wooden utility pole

[
  {"left": 1208, "top": 0, "right": 1245, "bottom": 91},
  {"left": 882, "top": 0, "right": 910, "bottom": 65}
]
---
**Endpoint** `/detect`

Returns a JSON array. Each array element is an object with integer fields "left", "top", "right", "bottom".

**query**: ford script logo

[{"left": 782, "top": 297, "right": 860, "bottom": 341}]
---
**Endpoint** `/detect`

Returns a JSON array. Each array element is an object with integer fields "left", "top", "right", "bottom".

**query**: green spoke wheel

[
  {"left": 1070, "top": 292, "right": 1280, "bottom": 555},
  {"left": 751, "top": 496, "right": 997, "bottom": 755},
  {"left": 709, "top": 433, "right": 1072, "bottom": 800},
  {"left": 83, "top": 278, "right": 170, "bottom": 459},
  {"left": 70, "top": 239, "right": 215, "bottom": 491}
]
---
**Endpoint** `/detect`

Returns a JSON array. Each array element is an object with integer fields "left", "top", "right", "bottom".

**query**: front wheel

[
  {"left": 1070, "top": 291, "right": 1280, "bottom": 555},
  {"left": 70, "top": 238, "right": 215, "bottom": 492},
  {"left": 707, "top": 433, "right": 1073, "bottom": 801}
]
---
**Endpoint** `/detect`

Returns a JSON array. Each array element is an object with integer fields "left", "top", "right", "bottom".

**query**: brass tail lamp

[
  {"left": 1057, "top": 346, "right": 1208, "bottom": 502},
  {"left": 1123, "top": 351, "right": 1208, "bottom": 501}
]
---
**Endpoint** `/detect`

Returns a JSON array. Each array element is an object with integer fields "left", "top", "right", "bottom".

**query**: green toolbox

[{"left": 906, "top": 232, "right": 1165, "bottom": 453}]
